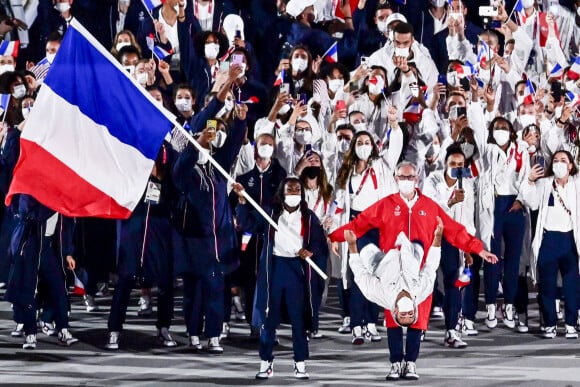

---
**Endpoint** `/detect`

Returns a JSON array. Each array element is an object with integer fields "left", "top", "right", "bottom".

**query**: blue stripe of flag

[
  {"left": 0, "top": 94, "right": 10, "bottom": 110},
  {"left": 44, "top": 23, "right": 174, "bottom": 161},
  {"left": 142, "top": 0, "right": 162, "bottom": 11}
]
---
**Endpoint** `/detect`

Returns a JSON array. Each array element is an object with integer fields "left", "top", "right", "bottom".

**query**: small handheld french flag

[
  {"left": 241, "top": 232, "right": 252, "bottom": 251},
  {"left": 72, "top": 272, "right": 86, "bottom": 296},
  {"left": 566, "top": 91, "right": 580, "bottom": 107},
  {"left": 567, "top": 57, "right": 580, "bottom": 81},
  {"left": 239, "top": 96, "right": 259, "bottom": 104},
  {"left": 477, "top": 39, "right": 490, "bottom": 68},
  {"left": 522, "top": 79, "right": 535, "bottom": 105},
  {"left": 0, "top": 40, "right": 19, "bottom": 57},
  {"left": 453, "top": 61, "right": 476, "bottom": 78},
  {"left": 549, "top": 63, "right": 563, "bottom": 79},
  {"left": 274, "top": 68, "right": 285, "bottom": 87},
  {"left": 153, "top": 45, "right": 173, "bottom": 60},
  {"left": 324, "top": 42, "right": 338, "bottom": 63},
  {"left": 142, "top": 0, "right": 162, "bottom": 12},
  {"left": 455, "top": 267, "right": 472, "bottom": 288}
]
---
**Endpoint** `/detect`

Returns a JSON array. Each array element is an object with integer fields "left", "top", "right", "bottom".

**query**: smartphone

[
  {"left": 219, "top": 61, "right": 230, "bottom": 72},
  {"left": 361, "top": 56, "right": 369, "bottom": 68},
  {"left": 551, "top": 81, "right": 562, "bottom": 102},
  {"left": 305, "top": 144, "right": 312, "bottom": 154},
  {"left": 336, "top": 100, "right": 346, "bottom": 111},
  {"left": 534, "top": 154, "right": 546, "bottom": 169},
  {"left": 456, "top": 106, "right": 467, "bottom": 117},
  {"left": 232, "top": 54, "right": 244, "bottom": 65},
  {"left": 235, "top": 29, "right": 242, "bottom": 39},
  {"left": 299, "top": 93, "right": 308, "bottom": 105},
  {"left": 206, "top": 119, "right": 217, "bottom": 130},
  {"left": 438, "top": 74, "right": 447, "bottom": 85},
  {"left": 479, "top": 6, "right": 498, "bottom": 16},
  {"left": 280, "top": 83, "right": 290, "bottom": 94},
  {"left": 349, "top": 81, "right": 360, "bottom": 94}
]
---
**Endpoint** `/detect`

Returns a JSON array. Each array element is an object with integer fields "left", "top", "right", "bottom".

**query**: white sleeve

[
  {"left": 446, "top": 34, "right": 477, "bottom": 64},
  {"left": 520, "top": 179, "right": 541, "bottom": 211},
  {"left": 416, "top": 246, "right": 442, "bottom": 304}
]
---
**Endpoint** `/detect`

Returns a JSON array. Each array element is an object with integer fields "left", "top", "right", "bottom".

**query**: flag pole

[{"left": 173, "top": 123, "right": 328, "bottom": 280}]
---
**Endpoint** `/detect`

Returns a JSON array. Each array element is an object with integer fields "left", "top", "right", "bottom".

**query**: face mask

[
  {"left": 396, "top": 296, "right": 415, "bottom": 313},
  {"left": 216, "top": 98, "right": 234, "bottom": 118},
  {"left": 175, "top": 98, "right": 192, "bottom": 112},
  {"left": 136, "top": 72, "right": 148, "bottom": 86},
  {"left": 368, "top": 75, "right": 385, "bottom": 95},
  {"left": 328, "top": 79, "right": 344, "bottom": 93},
  {"left": 528, "top": 145, "right": 537, "bottom": 153},
  {"left": 478, "top": 68, "right": 491, "bottom": 84},
  {"left": 211, "top": 130, "right": 227, "bottom": 148},
  {"left": 338, "top": 138, "right": 350, "bottom": 153},
  {"left": 447, "top": 71, "right": 458, "bottom": 87},
  {"left": 204, "top": 43, "right": 220, "bottom": 59},
  {"left": 55, "top": 2, "right": 71, "bottom": 12},
  {"left": 552, "top": 161, "right": 569, "bottom": 179},
  {"left": 554, "top": 105, "right": 563, "bottom": 119},
  {"left": 353, "top": 122, "right": 367, "bottom": 132},
  {"left": 394, "top": 47, "right": 410, "bottom": 58},
  {"left": 446, "top": 168, "right": 457, "bottom": 180},
  {"left": 0, "top": 64, "right": 14, "bottom": 74},
  {"left": 493, "top": 130, "right": 510, "bottom": 146},
  {"left": 377, "top": 21, "right": 388, "bottom": 33},
  {"left": 409, "top": 83, "right": 419, "bottom": 98},
  {"left": 398, "top": 179, "right": 415, "bottom": 195},
  {"left": 236, "top": 62, "right": 247, "bottom": 78},
  {"left": 302, "top": 166, "right": 321, "bottom": 179},
  {"left": 21, "top": 107, "right": 31, "bottom": 119},
  {"left": 503, "top": 54, "right": 510, "bottom": 62},
  {"left": 522, "top": 0, "right": 535, "bottom": 8},
  {"left": 197, "top": 149, "right": 209, "bottom": 165},
  {"left": 355, "top": 144, "right": 373, "bottom": 160},
  {"left": 116, "top": 41, "right": 131, "bottom": 52},
  {"left": 295, "top": 130, "right": 312, "bottom": 145},
  {"left": 257, "top": 144, "right": 274, "bottom": 159},
  {"left": 278, "top": 103, "right": 291, "bottom": 116},
  {"left": 12, "top": 84, "right": 26, "bottom": 99},
  {"left": 291, "top": 58, "right": 308, "bottom": 73},
  {"left": 46, "top": 53, "right": 57, "bottom": 64},
  {"left": 460, "top": 142, "right": 475, "bottom": 159},
  {"left": 284, "top": 194, "right": 301, "bottom": 207},
  {"left": 448, "top": 105, "right": 461, "bottom": 121},
  {"left": 518, "top": 114, "right": 536, "bottom": 128}
]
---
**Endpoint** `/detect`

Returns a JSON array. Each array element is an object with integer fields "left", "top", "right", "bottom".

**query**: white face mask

[
  {"left": 518, "top": 114, "right": 536, "bottom": 128},
  {"left": 355, "top": 144, "right": 373, "bottom": 160},
  {"left": 409, "top": 83, "right": 419, "bottom": 98},
  {"left": 12, "top": 84, "right": 26, "bottom": 99},
  {"left": 394, "top": 46, "right": 410, "bottom": 58},
  {"left": 284, "top": 194, "right": 301, "bottom": 207},
  {"left": 136, "top": 72, "right": 148, "bottom": 86},
  {"left": 55, "top": 2, "right": 71, "bottom": 13},
  {"left": 396, "top": 296, "right": 415, "bottom": 313},
  {"left": 175, "top": 98, "right": 192, "bottom": 112},
  {"left": 295, "top": 129, "right": 312, "bottom": 145},
  {"left": 0, "top": 64, "right": 15, "bottom": 74},
  {"left": 328, "top": 78, "right": 344, "bottom": 94},
  {"left": 430, "top": 0, "right": 446, "bottom": 7},
  {"left": 291, "top": 57, "right": 308, "bottom": 73},
  {"left": 368, "top": 75, "right": 385, "bottom": 95},
  {"left": 528, "top": 145, "right": 537, "bottom": 153},
  {"left": 552, "top": 161, "right": 569, "bottom": 179},
  {"left": 236, "top": 62, "right": 247, "bottom": 78},
  {"left": 257, "top": 144, "right": 274, "bottom": 159},
  {"left": 21, "top": 107, "right": 31, "bottom": 119},
  {"left": 448, "top": 105, "right": 462, "bottom": 121},
  {"left": 446, "top": 168, "right": 457, "bottom": 180},
  {"left": 204, "top": 43, "right": 220, "bottom": 59},
  {"left": 46, "top": 53, "right": 57, "bottom": 64},
  {"left": 197, "top": 148, "right": 209, "bottom": 165},
  {"left": 554, "top": 105, "right": 563, "bottom": 118},
  {"left": 353, "top": 122, "right": 367, "bottom": 132},
  {"left": 377, "top": 21, "right": 388, "bottom": 33},
  {"left": 493, "top": 130, "right": 510, "bottom": 146},
  {"left": 522, "top": 0, "right": 535, "bottom": 8},
  {"left": 278, "top": 103, "right": 291, "bottom": 116},
  {"left": 211, "top": 130, "right": 227, "bottom": 148},
  {"left": 216, "top": 98, "right": 234, "bottom": 118},
  {"left": 398, "top": 179, "right": 415, "bottom": 195},
  {"left": 460, "top": 142, "right": 475, "bottom": 159},
  {"left": 338, "top": 138, "right": 350, "bottom": 153},
  {"left": 116, "top": 41, "right": 131, "bottom": 52}
]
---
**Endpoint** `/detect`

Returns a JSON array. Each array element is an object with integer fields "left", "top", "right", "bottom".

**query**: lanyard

[
  {"left": 552, "top": 180, "right": 572, "bottom": 217},
  {"left": 194, "top": 0, "right": 213, "bottom": 18},
  {"left": 351, "top": 167, "right": 378, "bottom": 197},
  {"left": 312, "top": 193, "right": 323, "bottom": 213}
]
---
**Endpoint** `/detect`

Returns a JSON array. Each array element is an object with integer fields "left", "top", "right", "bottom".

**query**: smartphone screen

[
  {"left": 456, "top": 106, "right": 467, "bottom": 117},
  {"left": 232, "top": 54, "right": 244, "bottom": 65}
]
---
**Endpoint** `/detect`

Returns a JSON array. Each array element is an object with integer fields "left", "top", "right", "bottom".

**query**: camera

[{"left": 479, "top": 6, "right": 498, "bottom": 16}]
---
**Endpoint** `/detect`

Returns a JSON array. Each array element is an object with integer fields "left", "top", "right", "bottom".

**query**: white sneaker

[
  {"left": 516, "top": 313, "right": 529, "bottom": 333},
  {"left": 556, "top": 299, "right": 564, "bottom": 320},
  {"left": 106, "top": 331, "right": 120, "bottom": 350},
  {"left": 57, "top": 328, "right": 78, "bottom": 346},
  {"left": 294, "top": 361, "right": 309, "bottom": 379},
  {"left": 461, "top": 318, "right": 479, "bottom": 336},
  {"left": 83, "top": 295, "right": 99, "bottom": 312},
  {"left": 365, "top": 323, "right": 382, "bottom": 342},
  {"left": 11, "top": 323, "right": 24, "bottom": 337},
  {"left": 486, "top": 304, "right": 497, "bottom": 329},
  {"left": 157, "top": 327, "right": 177, "bottom": 347},
  {"left": 232, "top": 296, "right": 246, "bottom": 321},
  {"left": 207, "top": 337, "right": 223, "bottom": 354},
  {"left": 445, "top": 329, "right": 468, "bottom": 348},
  {"left": 352, "top": 326, "right": 364, "bottom": 345},
  {"left": 565, "top": 324, "right": 578, "bottom": 339},
  {"left": 543, "top": 326, "right": 557, "bottom": 339},
  {"left": 137, "top": 296, "right": 152, "bottom": 316},
  {"left": 431, "top": 306, "right": 444, "bottom": 319},
  {"left": 338, "top": 316, "right": 351, "bottom": 334},
  {"left": 255, "top": 360, "right": 273, "bottom": 379},
  {"left": 39, "top": 321, "right": 56, "bottom": 336},
  {"left": 23, "top": 334, "right": 36, "bottom": 349},
  {"left": 219, "top": 322, "right": 230, "bottom": 340},
  {"left": 386, "top": 362, "right": 402, "bottom": 381},
  {"left": 189, "top": 335, "right": 202, "bottom": 350},
  {"left": 402, "top": 361, "right": 419, "bottom": 380},
  {"left": 311, "top": 330, "right": 323, "bottom": 339},
  {"left": 502, "top": 304, "right": 516, "bottom": 329}
]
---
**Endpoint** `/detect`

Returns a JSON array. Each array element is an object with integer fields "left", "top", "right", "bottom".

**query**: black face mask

[{"left": 302, "top": 166, "right": 321, "bottom": 179}]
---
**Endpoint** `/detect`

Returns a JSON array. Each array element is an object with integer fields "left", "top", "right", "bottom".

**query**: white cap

[
  {"left": 286, "top": 0, "right": 315, "bottom": 18},
  {"left": 386, "top": 13, "right": 407, "bottom": 27},
  {"left": 222, "top": 14, "right": 245, "bottom": 45}
]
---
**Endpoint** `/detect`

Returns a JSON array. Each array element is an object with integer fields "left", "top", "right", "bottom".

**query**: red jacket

[{"left": 329, "top": 190, "right": 484, "bottom": 330}]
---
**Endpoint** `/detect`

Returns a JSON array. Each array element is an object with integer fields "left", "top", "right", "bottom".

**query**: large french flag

[{"left": 6, "top": 20, "right": 175, "bottom": 219}]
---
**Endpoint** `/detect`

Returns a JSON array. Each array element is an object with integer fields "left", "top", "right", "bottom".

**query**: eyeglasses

[{"left": 396, "top": 175, "right": 416, "bottom": 180}]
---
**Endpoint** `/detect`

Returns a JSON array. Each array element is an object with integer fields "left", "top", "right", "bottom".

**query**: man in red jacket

[{"left": 329, "top": 161, "right": 497, "bottom": 381}]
